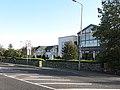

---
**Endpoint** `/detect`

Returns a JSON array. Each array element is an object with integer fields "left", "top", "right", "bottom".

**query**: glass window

[
  {"left": 91, "top": 40, "right": 95, "bottom": 46},
  {"left": 89, "top": 40, "right": 93, "bottom": 47},
  {"left": 85, "top": 40, "right": 99, "bottom": 47},
  {"left": 86, "top": 33, "right": 90, "bottom": 40},
  {"left": 81, "top": 41, "right": 85, "bottom": 47},
  {"left": 81, "top": 34, "right": 85, "bottom": 41},
  {"left": 90, "top": 33, "right": 95, "bottom": 40},
  {"left": 86, "top": 41, "right": 90, "bottom": 47},
  {"left": 93, "top": 40, "right": 98, "bottom": 46}
]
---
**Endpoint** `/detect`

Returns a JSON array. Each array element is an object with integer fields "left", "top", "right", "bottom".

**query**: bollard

[{"left": 39, "top": 61, "right": 42, "bottom": 67}]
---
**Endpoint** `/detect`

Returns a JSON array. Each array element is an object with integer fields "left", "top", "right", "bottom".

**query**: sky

[{"left": 0, "top": 0, "right": 102, "bottom": 49}]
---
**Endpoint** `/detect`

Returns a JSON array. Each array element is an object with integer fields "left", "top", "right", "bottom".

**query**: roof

[
  {"left": 77, "top": 24, "right": 98, "bottom": 35},
  {"left": 36, "top": 45, "right": 58, "bottom": 51},
  {"left": 45, "top": 46, "right": 53, "bottom": 50},
  {"left": 46, "top": 45, "right": 58, "bottom": 50},
  {"left": 35, "top": 46, "right": 47, "bottom": 50}
]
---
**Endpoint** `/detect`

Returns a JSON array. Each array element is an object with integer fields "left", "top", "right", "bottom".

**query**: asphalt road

[{"left": 0, "top": 62, "right": 120, "bottom": 90}]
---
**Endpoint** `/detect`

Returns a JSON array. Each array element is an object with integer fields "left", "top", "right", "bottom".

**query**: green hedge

[
  {"left": 45, "top": 59, "right": 97, "bottom": 63},
  {"left": 16, "top": 58, "right": 44, "bottom": 61},
  {"left": 2, "top": 57, "right": 97, "bottom": 63}
]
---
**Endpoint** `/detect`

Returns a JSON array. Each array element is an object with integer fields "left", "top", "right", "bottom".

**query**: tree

[
  {"left": 93, "top": 0, "right": 120, "bottom": 71},
  {"left": 4, "top": 44, "right": 16, "bottom": 58},
  {"left": 21, "top": 46, "right": 27, "bottom": 57},
  {"left": 8, "top": 43, "right": 13, "bottom": 49},
  {"left": 31, "top": 47, "right": 35, "bottom": 57},
  {"left": 4, "top": 49, "right": 15, "bottom": 58},
  {"left": 0, "top": 44, "right": 5, "bottom": 60},
  {"left": 62, "top": 41, "right": 78, "bottom": 60},
  {"left": 13, "top": 50, "right": 22, "bottom": 57}
]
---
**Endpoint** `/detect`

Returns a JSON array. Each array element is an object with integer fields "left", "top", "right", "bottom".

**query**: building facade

[
  {"left": 58, "top": 35, "right": 77, "bottom": 57},
  {"left": 45, "top": 45, "right": 58, "bottom": 59},
  {"left": 34, "top": 45, "right": 58, "bottom": 59},
  {"left": 77, "top": 24, "right": 100, "bottom": 60},
  {"left": 33, "top": 46, "right": 47, "bottom": 58}
]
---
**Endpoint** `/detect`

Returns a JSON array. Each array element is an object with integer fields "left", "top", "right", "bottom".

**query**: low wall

[
  {"left": 1, "top": 59, "right": 101, "bottom": 71},
  {"left": 1, "top": 59, "right": 120, "bottom": 75},
  {"left": 1, "top": 59, "right": 40, "bottom": 66},
  {"left": 43, "top": 61, "right": 102, "bottom": 72}
]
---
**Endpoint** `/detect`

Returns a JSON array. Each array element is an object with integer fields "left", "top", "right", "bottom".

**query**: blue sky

[{"left": 0, "top": 0, "right": 102, "bottom": 49}]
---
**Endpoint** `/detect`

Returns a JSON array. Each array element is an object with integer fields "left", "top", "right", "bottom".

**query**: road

[{"left": 0, "top": 62, "right": 120, "bottom": 90}]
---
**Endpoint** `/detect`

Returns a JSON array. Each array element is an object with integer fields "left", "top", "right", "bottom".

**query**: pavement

[{"left": 0, "top": 62, "right": 120, "bottom": 90}]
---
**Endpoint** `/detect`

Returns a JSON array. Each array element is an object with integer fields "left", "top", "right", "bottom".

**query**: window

[
  {"left": 86, "top": 41, "right": 90, "bottom": 47},
  {"left": 62, "top": 42, "right": 64, "bottom": 49},
  {"left": 86, "top": 33, "right": 90, "bottom": 40},
  {"left": 93, "top": 40, "right": 98, "bottom": 46},
  {"left": 79, "top": 25, "right": 100, "bottom": 48},
  {"left": 90, "top": 33, "right": 95, "bottom": 40},
  {"left": 81, "top": 41, "right": 85, "bottom": 47},
  {"left": 81, "top": 34, "right": 85, "bottom": 41}
]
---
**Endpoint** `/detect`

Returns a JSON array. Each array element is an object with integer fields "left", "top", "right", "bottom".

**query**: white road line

[
  {"left": 3, "top": 74, "right": 55, "bottom": 90},
  {"left": 24, "top": 79, "right": 71, "bottom": 81},
  {"left": 38, "top": 83, "right": 92, "bottom": 85},
  {"left": 30, "top": 75, "right": 53, "bottom": 78},
  {"left": 8, "top": 74, "right": 29, "bottom": 77},
  {"left": 8, "top": 64, "right": 15, "bottom": 66}
]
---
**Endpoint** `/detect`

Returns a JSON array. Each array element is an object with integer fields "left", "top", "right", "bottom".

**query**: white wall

[{"left": 58, "top": 35, "right": 77, "bottom": 57}]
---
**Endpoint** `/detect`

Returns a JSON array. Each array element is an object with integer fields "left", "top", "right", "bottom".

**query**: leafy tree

[
  {"left": 62, "top": 41, "right": 78, "bottom": 60},
  {"left": 93, "top": 0, "right": 120, "bottom": 71},
  {"left": 0, "top": 44, "right": 5, "bottom": 60}
]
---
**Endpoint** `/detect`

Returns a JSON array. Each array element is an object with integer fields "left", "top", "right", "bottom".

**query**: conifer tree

[{"left": 93, "top": 0, "right": 120, "bottom": 71}]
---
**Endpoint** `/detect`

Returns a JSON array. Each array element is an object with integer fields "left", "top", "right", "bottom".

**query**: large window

[
  {"left": 81, "top": 41, "right": 85, "bottom": 47},
  {"left": 81, "top": 34, "right": 85, "bottom": 41},
  {"left": 80, "top": 27, "right": 99, "bottom": 47},
  {"left": 90, "top": 33, "right": 95, "bottom": 40},
  {"left": 86, "top": 33, "right": 90, "bottom": 40}
]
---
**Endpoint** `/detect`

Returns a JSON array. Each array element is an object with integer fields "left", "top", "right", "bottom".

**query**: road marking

[
  {"left": 38, "top": 82, "right": 92, "bottom": 85},
  {"left": 8, "top": 64, "right": 15, "bottom": 66},
  {"left": 3, "top": 74, "right": 55, "bottom": 90},
  {"left": 24, "top": 78, "right": 71, "bottom": 81},
  {"left": 30, "top": 75, "right": 53, "bottom": 78}
]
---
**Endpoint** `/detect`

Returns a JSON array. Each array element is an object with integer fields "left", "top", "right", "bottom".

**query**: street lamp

[
  {"left": 20, "top": 40, "right": 32, "bottom": 64},
  {"left": 72, "top": 0, "right": 83, "bottom": 70}
]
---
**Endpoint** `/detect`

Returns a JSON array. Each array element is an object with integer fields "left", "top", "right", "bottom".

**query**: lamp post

[
  {"left": 20, "top": 40, "right": 31, "bottom": 64},
  {"left": 72, "top": 0, "right": 83, "bottom": 70}
]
